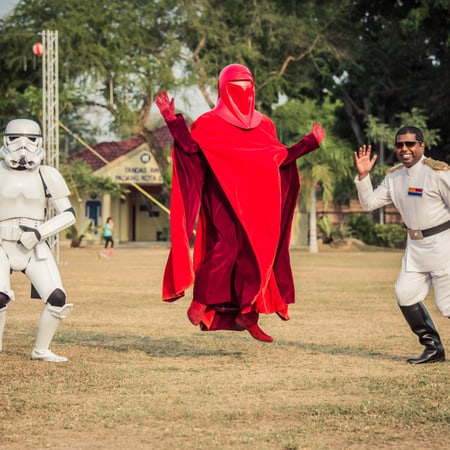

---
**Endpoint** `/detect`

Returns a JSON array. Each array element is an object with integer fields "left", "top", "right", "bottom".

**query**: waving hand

[{"left": 354, "top": 145, "right": 378, "bottom": 180}]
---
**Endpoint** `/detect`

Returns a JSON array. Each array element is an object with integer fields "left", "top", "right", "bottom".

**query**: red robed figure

[{"left": 156, "top": 64, "right": 325, "bottom": 342}]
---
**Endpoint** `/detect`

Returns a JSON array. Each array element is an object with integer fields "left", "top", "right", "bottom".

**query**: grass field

[{"left": 1, "top": 242, "right": 449, "bottom": 450}]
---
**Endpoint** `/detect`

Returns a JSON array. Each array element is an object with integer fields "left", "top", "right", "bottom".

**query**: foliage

[
  {"left": 374, "top": 223, "right": 407, "bottom": 249},
  {"left": 323, "top": 1, "right": 450, "bottom": 159},
  {"left": 365, "top": 108, "right": 442, "bottom": 165},
  {"left": 317, "top": 215, "right": 334, "bottom": 243},
  {"left": 60, "top": 159, "right": 125, "bottom": 199},
  {"left": 179, "top": 0, "right": 355, "bottom": 112},
  {"left": 272, "top": 95, "right": 354, "bottom": 252},
  {"left": 273, "top": 96, "right": 354, "bottom": 207},
  {"left": 348, "top": 214, "right": 406, "bottom": 248},
  {"left": 0, "top": 0, "right": 182, "bottom": 137},
  {"left": 348, "top": 214, "right": 380, "bottom": 246},
  {"left": 317, "top": 215, "right": 349, "bottom": 244}
]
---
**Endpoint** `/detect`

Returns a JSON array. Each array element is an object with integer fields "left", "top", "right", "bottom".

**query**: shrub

[
  {"left": 317, "top": 215, "right": 350, "bottom": 244},
  {"left": 374, "top": 223, "right": 406, "bottom": 248},
  {"left": 347, "top": 214, "right": 379, "bottom": 245},
  {"left": 347, "top": 214, "right": 406, "bottom": 248}
]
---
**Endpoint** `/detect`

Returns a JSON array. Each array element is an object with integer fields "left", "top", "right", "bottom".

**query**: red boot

[
  {"left": 235, "top": 312, "right": 273, "bottom": 343},
  {"left": 187, "top": 300, "right": 207, "bottom": 325}
]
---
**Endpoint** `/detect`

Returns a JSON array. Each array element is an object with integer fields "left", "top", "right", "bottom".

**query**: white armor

[
  {"left": 0, "top": 119, "right": 75, "bottom": 362},
  {"left": 1, "top": 118, "right": 44, "bottom": 170}
]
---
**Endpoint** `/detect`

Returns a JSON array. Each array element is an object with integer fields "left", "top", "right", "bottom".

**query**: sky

[{"left": 0, "top": 0, "right": 17, "bottom": 18}]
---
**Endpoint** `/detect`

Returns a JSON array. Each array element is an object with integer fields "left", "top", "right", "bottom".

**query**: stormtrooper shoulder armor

[{"left": 39, "top": 165, "right": 70, "bottom": 199}]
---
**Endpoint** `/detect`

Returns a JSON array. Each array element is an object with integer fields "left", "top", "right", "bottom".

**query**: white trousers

[
  {"left": 0, "top": 241, "right": 64, "bottom": 302},
  {"left": 395, "top": 256, "right": 450, "bottom": 317}
]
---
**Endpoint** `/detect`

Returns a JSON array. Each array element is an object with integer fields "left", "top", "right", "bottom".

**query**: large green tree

[
  {"left": 0, "top": 0, "right": 182, "bottom": 138},
  {"left": 163, "top": 0, "right": 449, "bottom": 164},
  {"left": 1, "top": 0, "right": 449, "bottom": 183},
  {"left": 314, "top": 0, "right": 450, "bottom": 160},
  {"left": 177, "top": 0, "right": 355, "bottom": 113}
]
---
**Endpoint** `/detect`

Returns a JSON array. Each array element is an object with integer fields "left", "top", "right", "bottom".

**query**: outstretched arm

[
  {"left": 354, "top": 145, "right": 378, "bottom": 180},
  {"left": 283, "top": 122, "right": 325, "bottom": 165},
  {"left": 155, "top": 91, "right": 198, "bottom": 155}
]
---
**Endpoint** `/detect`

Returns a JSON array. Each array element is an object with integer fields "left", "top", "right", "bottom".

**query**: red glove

[
  {"left": 155, "top": 91, "right": 176, "bottom": 121},
  {"left": 312, "top": 123, "right": 326, "bottom": 145}
]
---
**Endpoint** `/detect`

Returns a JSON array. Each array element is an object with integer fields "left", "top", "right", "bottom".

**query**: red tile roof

[{"left": 68, "top": 125, "right": 174, "bottom": 171}]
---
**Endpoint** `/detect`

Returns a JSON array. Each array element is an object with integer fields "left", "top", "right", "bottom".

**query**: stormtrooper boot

[
  {"left": 399, "top": 303, "right": 445, "bottom": 364},
  {"left": 31, "top": 303, "right": 73, "bottom": 363},
  {"left": 0, "top": 306, "right": 7, "bottom": 352}
]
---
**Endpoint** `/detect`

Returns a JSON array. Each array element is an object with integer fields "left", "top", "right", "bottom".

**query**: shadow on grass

[
  {"left": 277, "top": 339, "right": 406, "bottom": 362},
  {"left": 56, "top": 330, "right": 244, "bottom": 358},
  {"left": 55, "top": 330, "right": 408, "bottom": 362}
]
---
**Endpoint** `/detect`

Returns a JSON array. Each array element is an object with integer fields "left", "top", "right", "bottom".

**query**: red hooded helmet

[{"left": 212, "top": 64, "right": 262, "bottom": 129}]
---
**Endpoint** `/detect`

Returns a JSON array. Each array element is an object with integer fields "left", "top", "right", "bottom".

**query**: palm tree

[
  {"left": 273, "top": 97, "right": 353, "bottom": 253},
  {"left": 297, "top": 137, "right": 352, "bottom": 253}
]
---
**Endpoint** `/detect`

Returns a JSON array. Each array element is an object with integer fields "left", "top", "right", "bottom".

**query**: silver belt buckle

[{"left": 408, "top": 229, "right": 424, "bottom": 240}]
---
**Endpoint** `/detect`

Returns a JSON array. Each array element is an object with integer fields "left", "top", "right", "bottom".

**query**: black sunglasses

[{"left": 395, "top": 141, "right": 422, "bottom": 149}]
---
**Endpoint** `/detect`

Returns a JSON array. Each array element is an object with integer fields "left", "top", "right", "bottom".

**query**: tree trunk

[{"left": 309, "top": 185, "right": 318, "bottom": 253}]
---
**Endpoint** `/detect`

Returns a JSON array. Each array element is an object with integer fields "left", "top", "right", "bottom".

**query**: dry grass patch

[{"left": 1, "top": 243, "right": 449, "bottom": 449}]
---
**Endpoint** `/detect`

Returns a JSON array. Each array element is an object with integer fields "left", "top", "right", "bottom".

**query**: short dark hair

[{"left": 395, "top": 126, "right": 424, "bottom": 142}]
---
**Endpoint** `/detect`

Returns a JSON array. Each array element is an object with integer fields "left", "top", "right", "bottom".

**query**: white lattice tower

[{"left": 42, "top": 30, "right": 60, "bottom": 262}]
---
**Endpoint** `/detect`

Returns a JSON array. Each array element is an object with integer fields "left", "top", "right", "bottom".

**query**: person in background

[
  {"left": 0, "top": 118, "right": 76, "bottom": 362},
  {"left": 354, "top": 125, "right": 449, "bottom": 364},
  {"left": 156, "top": 63, "right": 325, "bottom": 342},
  {"left": 102, "top": 217, "right": 114, "bottom": 257}
]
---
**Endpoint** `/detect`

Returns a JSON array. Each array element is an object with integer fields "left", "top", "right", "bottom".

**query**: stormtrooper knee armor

[{"left": 32, "top": 299, "right": 73, "bottom": 363}]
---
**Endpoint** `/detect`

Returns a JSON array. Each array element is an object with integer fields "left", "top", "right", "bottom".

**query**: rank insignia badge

[{"left": 408, "top": 187, "right": 423, "bottom": 197}]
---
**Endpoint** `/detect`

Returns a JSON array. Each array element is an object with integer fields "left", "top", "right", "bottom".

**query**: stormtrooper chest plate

[{"left": 0, "top": 166, "right": 46, "bottom": 221}]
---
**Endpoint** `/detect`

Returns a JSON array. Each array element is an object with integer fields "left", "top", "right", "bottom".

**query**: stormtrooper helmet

[{"left": 1, "top": 118, "right": 44, "bottom": 170}]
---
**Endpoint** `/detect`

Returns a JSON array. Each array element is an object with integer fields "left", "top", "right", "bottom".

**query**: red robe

[{"left": 162, "top": 111, "right": 319, "bottom": 331}]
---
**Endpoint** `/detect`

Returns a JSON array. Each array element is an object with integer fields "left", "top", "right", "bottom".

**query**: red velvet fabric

[{"left": 162, "top": 112, "right": 319, "bottom": 331}]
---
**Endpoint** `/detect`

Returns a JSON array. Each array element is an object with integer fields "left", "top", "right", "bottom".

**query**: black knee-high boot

[{"left": 399, "top": 303, "right": 445, "bottom": 364}]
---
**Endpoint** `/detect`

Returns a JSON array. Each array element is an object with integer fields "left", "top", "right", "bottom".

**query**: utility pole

[{"left": 41, "top": 30, "right": 60, "bottom": 262}]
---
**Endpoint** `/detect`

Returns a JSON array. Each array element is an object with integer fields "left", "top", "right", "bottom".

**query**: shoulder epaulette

[
  {"left": 423, "top": 158, "right": 450, "bottom": 171},
  {"left": 386, "top": 164, "right": 403, "bottom": 174}
]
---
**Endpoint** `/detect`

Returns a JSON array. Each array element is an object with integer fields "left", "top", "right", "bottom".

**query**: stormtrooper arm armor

[
  {"left": 18, "top": 166, "right": 76, "bottom": 249},
  {"left": 19, "top": 200, "right": 75, "bottom": 250}
]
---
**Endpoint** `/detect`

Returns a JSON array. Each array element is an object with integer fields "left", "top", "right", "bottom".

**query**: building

[
  {"left": 68, "top": 126, "right": 172, "bottom": 244},
  {"left": 67, "top": 126, "right": 404, "bottom": 247}
]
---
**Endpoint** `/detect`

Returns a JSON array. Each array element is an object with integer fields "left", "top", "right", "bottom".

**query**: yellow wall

[
  {"left": 69, "top": 189, "right": 169, "bottom": 244},
  {"left": 69, "top": 142, "right": 170, "bottom": 243}
]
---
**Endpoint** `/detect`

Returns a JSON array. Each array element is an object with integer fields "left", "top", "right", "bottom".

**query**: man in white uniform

[
  {"left": 0, "top": 118, "right": 76, "bottom": 362},
  {"left": 354, "top": 126, "right": 450, "bottom": 364}
]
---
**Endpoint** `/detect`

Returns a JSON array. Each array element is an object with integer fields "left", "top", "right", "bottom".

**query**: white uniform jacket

[{"left": 354, "top": 157, "right": 450, "bottom": 272}]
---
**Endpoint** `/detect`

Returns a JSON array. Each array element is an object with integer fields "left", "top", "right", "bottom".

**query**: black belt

[{"left": 408, "top": 220, "right": 450, "bottom": 240}]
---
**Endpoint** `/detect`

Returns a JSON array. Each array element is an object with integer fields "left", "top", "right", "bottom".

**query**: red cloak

[{"left": 162, "top": 112, "right": 319, "bottom": 331}]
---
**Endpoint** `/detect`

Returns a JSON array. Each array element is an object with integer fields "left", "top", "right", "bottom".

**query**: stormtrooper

[{"left": 0, "top": 118, "right": 76, "bottom": 362}]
